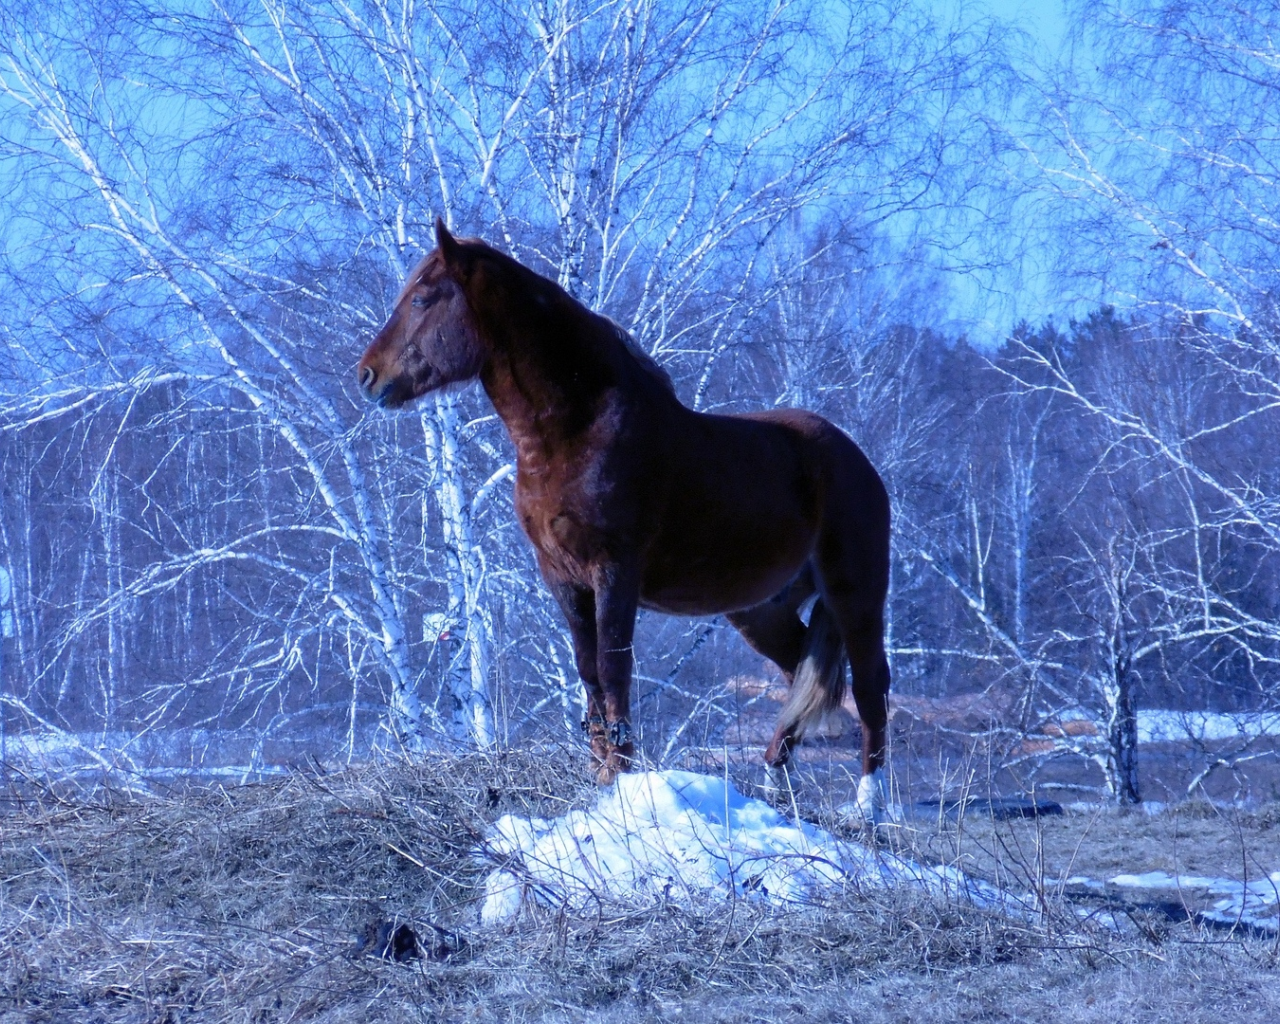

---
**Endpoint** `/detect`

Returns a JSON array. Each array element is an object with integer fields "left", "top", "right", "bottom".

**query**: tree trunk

[
  {"left": 1106, "top": 667, "right": 1141, "bottom": 804},
  {"left": 428, "top": 395, "right": 497, "bottom": 748}
]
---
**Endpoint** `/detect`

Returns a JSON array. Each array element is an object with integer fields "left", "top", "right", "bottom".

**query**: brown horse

[{"left": 358, "top": 220, "right": 892, "bottom": 822}]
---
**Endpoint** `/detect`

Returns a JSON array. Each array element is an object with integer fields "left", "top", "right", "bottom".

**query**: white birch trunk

[
  {"left": 1103, "top": 668, "right": 1141, "bottom": 805},
  {"left": 425, "top": 395, "right": 497, "bottom": 747}
]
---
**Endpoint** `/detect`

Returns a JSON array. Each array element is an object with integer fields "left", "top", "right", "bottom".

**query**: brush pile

[{"left": 1, "top": 751, "right": 1276, "bottom": 1023}]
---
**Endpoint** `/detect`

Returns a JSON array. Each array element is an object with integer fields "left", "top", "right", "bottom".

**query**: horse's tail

[{"left": 774, "top": 598, "right": 847, "bottom": 748}]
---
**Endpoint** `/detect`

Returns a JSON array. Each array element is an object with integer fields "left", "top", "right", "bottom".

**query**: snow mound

[
  {"left": 1109, "top": 870, "right": 1280, "bottom": 934},
  {"left": 479, "top": 769, "right": 1029, "bottom": 925}
]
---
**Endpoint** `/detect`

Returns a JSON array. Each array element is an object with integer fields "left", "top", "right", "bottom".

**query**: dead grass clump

[
  {"left": 2, "top": 750, "right": 1278, "bottom": 1023},
  {"left": 469, "top": 886, "right": 1030, "bottom": 1005},
  {"left": 1247, "top": 800, "right": 1280, "bottom": 830},
  {"left": 0, "top": 748, "right": 592, "bottom": 1021},
  {"left": 1174, "top": 797, "right": 1221, "bottom": 820}
]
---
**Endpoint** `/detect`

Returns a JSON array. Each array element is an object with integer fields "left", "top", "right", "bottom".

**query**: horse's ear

[{"left": 436, "top": 217, "right": 465, "bottom": 271}]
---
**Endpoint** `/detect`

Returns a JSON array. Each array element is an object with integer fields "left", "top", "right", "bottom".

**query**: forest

[{"left": 1, "top": 0, "right": 1278, "bottom": 806}]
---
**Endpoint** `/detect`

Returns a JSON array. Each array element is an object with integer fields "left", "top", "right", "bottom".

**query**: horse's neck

[{"left": 478, "top": 319, "right": 608, "bottom": 459}]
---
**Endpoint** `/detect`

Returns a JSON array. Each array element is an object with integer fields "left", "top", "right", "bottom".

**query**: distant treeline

[{"left": 1, "top": 1, "right": 1278, "bottom": 803}]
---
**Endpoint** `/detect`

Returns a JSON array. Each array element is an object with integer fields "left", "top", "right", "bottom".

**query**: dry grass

[
  {"left": 894, "top": 797, "right": 1280, "bottom": 890},
  {"left": 2, "top": 750, "right": 1278, "bottom": 1023}
]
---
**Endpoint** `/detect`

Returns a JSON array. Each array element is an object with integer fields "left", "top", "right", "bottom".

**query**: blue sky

[
  {"left": 0, "top": 0, "right": 1091, "bottom": 353},
  {"left": 917, "top": 0, "right": 1080, "bottom": 344},
  {"left": 975, "top": 0, "right": 1069, "bottom": 52}
]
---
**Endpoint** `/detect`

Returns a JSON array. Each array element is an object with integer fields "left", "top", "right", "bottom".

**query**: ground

[{"left": 2, "top": 750, "right": 1278, "bottom": 1022}]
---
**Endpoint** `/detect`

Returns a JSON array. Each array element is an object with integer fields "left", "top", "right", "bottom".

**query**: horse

[{"left": 357, "top": 219, "right": 893, "bottom": 823}]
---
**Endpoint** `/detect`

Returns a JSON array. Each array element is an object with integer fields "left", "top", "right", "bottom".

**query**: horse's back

[
  {"left": 738, "top": 408, "right": 882, "bottom": 480},
  {"left": 634, "top": 404, "right": 886, "bottom": 615},
  {"left": 740, "top": 407, "right": 887, "bottom": 521}
]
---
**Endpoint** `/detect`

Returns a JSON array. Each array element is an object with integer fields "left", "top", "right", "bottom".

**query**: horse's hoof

[
  {"left": 594, "top": 743, "right": 634, "bottom": 786},
  {"left": 841, "top": 770, "right": 890, "bottom": 836},
  {"left": 610, "top": 743, "right": 634, "bottom": 775},
  {"left": 588, "top": 729, "right": 610, "bottom": 776},
  {"left": 760, "top": 763, "right": 795, "bottom": 802}
]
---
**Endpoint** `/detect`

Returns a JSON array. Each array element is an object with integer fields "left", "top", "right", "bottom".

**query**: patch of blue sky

[
  {"left": 914, "top": 0, "right": 1081, "bottom": 345},
  {"left": 0, "top": 0, "right": 1123, "bottom": 363},
  {"left": 0, "top": 14, "right": 344, "bottom": 382}
]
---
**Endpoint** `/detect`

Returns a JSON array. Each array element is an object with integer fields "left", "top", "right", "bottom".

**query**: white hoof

[
  {"left": 846, "top": 770, "right": 889, "bottom": 831},
  {"left": 761, "top": 763, "right": 794, "bottom": 801}
]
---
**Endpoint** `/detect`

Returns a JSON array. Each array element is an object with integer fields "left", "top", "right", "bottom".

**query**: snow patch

[
  {"left": 1137, "top": 710, "right": 1280, "bottom": 744},
  {"left": 478, "top": 770, "right": 1030, "bottom": 926},
  {"left": 1108, "top": 869, "right": 1280, "bottom": 933}
]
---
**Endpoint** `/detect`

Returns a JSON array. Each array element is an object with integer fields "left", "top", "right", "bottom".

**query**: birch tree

[
  {"left": 0, "top": 0, "right": 1003, "bottom": 760},
  {"left": 1013, "top": 0, "right": 1280, "bottom": 652},
  {"left": 0, "top": 14, "right": 442, "bottom": 748}
]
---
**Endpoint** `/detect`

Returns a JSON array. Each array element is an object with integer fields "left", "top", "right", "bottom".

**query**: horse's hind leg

[
  {"left": 851, "top": 635, "right": 891, "bottom": 825},
  {"left": 726, "top": 566, "right": 818, "bottom": 793},
  {"left": 846, "top": 619, "right": 890, "bottom": 770},
  {"left": 724, "top": 567, "right": 812, "bottom": 684},
  {"left": 813, "top": 505, "right": 892, "bottom": 825},
  {"left": 821, "top": 597, "right": 891, "bottom": 825}
]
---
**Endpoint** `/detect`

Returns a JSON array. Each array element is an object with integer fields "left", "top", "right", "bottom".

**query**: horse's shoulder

[{"left": 738, "top": 407, "right": 837, "bottom": 437}]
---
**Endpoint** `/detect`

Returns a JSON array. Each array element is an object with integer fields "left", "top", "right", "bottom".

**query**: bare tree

[
  {"left": 0, "top": 0, "right": 1001, "bottom": 765},
  {"left": 932, "top": 1, "right": 1280, "bottom": 796}
]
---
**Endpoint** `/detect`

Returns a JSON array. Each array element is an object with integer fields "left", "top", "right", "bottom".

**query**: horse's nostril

[{"left": 359, "top": 365, "right": 376, "bottom": 393}]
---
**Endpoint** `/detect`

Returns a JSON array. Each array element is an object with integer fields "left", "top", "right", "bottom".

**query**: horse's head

[{"left": 357, "top": 219, "right": 484, "bottom": 409}]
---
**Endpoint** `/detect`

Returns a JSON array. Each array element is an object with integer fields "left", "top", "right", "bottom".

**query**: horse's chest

[{"left": 515, "top": 475, "right": 608, "bottom": 578}]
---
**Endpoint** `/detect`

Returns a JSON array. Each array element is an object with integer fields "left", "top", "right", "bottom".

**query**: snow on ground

[
  {"left": 1137, "top": 709, "right": 1280, "bottom": 744},
  {"left": 478, "top": 769, "right": 1033, "bottom": 926},
  {"left": 1108, "top": 870, "right": 1280, "bottom": 933},
  {"left": 1062, "top": 871, "right": 1279, "bottom": 935},
  {"left": 0, "top": 725, "right": 378, "bottom": 779}
]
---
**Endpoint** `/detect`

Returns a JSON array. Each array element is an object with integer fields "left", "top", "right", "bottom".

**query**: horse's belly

[
  {"left": 638, "top": 582, "right": 794, "bottom": 616},
  {"left": 638, "top": 532, "right": 813, "bottom": 616}
]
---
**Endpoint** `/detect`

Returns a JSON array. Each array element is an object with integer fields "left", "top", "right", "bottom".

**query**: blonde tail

[{"left": 773, "top": 599, "right": 847, "bottom": 746}]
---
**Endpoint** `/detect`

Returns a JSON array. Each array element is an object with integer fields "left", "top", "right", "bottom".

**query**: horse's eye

[{"left": 411, "top": 295, "right": 433, "bottom": 310}]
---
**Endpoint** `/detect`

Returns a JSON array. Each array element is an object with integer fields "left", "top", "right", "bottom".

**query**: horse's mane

[
  {"left": 604, "top": 316, "right": 676, "bottom": 396},
  {"left": 438, "top": 235, "right": 675, "bottom": 397}
]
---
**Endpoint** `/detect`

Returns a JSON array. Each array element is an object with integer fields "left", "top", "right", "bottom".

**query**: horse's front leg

[
  {"left": 592, "top": 564, "right": 640, "bottom": 785},
  {"left": 548, "top": 582, "right": 611, "bottom": 770}
]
